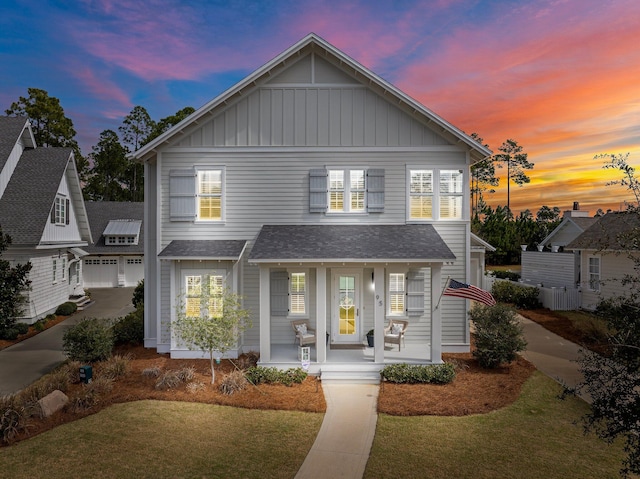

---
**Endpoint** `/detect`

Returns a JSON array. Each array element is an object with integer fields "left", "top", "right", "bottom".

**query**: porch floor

[{"left": 268, "top": 342, "right": 432, "bottom": 365}]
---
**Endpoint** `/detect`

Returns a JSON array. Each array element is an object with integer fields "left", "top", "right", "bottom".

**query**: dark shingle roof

[
  {"left": 159, "top": 240, "right": 247, "bottom": 259},
  {"left": 0, "top": 117, "right": 29, "bottom": 172},
  {"left": 249, "top": 224, "right": 456, "bottom": 262},
  {"left": 0, "top": 147, "right": 73, "bottom": 245},
  {"left": 84, "top": 201, "right": 144, "bottom": 254},
  {"left": 566, "top": 211, "right": 640, "bottom": 251}
]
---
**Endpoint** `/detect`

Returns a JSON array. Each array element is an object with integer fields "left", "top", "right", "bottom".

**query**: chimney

[
  {"left": 573, "top": 201, "right": 579, "bottom": 211},
  {"left": 563, "top": 201, "right": 589, "bottom": 218}
]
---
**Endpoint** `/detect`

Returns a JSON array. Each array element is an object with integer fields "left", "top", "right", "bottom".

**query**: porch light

[{"left": 371, "top": 272, "right": 375, "bottom": 291}]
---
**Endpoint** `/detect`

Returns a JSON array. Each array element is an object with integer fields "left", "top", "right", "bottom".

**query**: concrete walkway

[
  {"left": 295, "top": 383, "right": 379, "bottom": 479},
  {"left": 0, "top": 288, "right": 135, "bottom": 395}
]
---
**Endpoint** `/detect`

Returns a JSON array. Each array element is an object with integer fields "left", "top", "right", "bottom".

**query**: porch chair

[
  {"left": 384, "top": 319, "right": 408, "bottom": 351},
  {"left": 291, "top": 320, "right": 316, "bottom": 347}
]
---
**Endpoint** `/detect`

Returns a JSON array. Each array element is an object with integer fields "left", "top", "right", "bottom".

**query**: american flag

[{"left": 443, "top": 279, "right": 496, "bottom": 306}]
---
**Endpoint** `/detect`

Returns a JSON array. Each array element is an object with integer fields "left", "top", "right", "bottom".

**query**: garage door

[
  {"left": 83, "top": 258, "right": 118, "bottom": 288},
  {"left": 124, "top": 257, "right": 144, "bottom": 287}
]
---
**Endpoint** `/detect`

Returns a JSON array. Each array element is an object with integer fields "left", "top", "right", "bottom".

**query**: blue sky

[{"left": 1, "top": 0, "right": 639, "bottom": 213}]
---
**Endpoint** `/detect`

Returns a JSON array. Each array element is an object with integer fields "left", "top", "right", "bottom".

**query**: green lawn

[
  {"left": 0, "top": 374, "right": 631, "bottom": 479},
  {"left": 365, "top": 372, "right": 628, "bottom": 479}
]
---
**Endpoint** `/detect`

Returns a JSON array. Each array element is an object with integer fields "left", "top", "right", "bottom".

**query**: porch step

[
  {"left": 318, "top": 364, "right": 382, "bottom": 384},
  {"left": 69, "top": 295, "right": 93, "bottom": 311}
]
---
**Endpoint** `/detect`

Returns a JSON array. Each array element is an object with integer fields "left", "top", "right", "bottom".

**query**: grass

[
  {"left": 365, "top": 373, "right": 628, "bottom": 479},
  {"left": 1, "top": 373, "right": 632, "bottom": 478},
  {"left": 0, "top": 400, "right": 323, "bottom": 479}
]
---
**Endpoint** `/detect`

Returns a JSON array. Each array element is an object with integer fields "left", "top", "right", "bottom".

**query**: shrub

[
  {"left": 62, "top": 318, "right": 114, "bottom": 363},
  {"left": 155, "top": 370, "right": 182, "bottom": 391},
  {"left": 490, "top": 270, "right": 521, "bottom": 282},
  {"left": 186, "top": 381, "right": 206, "bottom": 393},
  {"left": 0, "top": 328, "right": 19, "bottom": 340},
  {"left": 469, "top": 303, "right": 527, "bottom": 368},
  {"left": 380, "top": 363, "right": 456, "bottom": 384},
  {"left": 219, "top": 370, "right": 249, "bottom": 395},
  {"left": 68, "top": 377, "right": 114, "bottom": 412},
  {"left": 142, "top": 367, "right": 161, "bottom": 378},
  {"left": 98, "top": 354, "right": 131, "bottom": 380},
  {"left": 236, "top": 351, "right": 259, "bottom": 370},
  {"left": 244, "top": 367, "right": 307, "bottom": 386},
  {"left": 55, "top": 302, "right": 77, "bottom": 316},
  {"left": 45, "top": 313, "right": 57, "bottom": 321},
  {"left": 132, "top": 280, "right": 144, "bottom": 308},
  {"left": 33, "top": 320, "right": 46, "bottom": 332},
  {"left": 0, "top": 397, "right": 31, "bottom": 444},
  {"left": 491, "top": 280, "right": 541, "bottom": 309},
  {"left": 112, "top": 308, "right": 144, "bottom": 345},
  {"left": 15, "top": 322, "right": 28, "bottom": 335}
]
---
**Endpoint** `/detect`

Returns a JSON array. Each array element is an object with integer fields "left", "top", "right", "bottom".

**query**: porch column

[
  {"left": 373, "top": 265, "right": 385, "bottom": 363},
  {"left": 259, "top": 266, "right": 271, "bottom": 362},
  {"left": 316, "top": 267, "right": 327, "bottom": 363},
  {"left": 232, "top": 260, "right": 240, "bottom": 295},
  {"left": 431, "top": 264, "right": 443, "bottom": 363}
]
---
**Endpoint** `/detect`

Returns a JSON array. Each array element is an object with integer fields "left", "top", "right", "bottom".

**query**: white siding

[
  {"left": 41, "top": 174, "right": 82, "bottom": 244},
  {"left": 579, "top": 251, "right": 638, "bottom": 310},
  {"left": 521, "top": 251, "right": 577, "bottom": 287}
]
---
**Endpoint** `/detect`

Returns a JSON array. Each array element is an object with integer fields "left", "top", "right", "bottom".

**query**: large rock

[{"left": 37, "top": 390, "right": 69, "bottom": 418}]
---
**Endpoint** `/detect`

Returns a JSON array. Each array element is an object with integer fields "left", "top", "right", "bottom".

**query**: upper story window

[
  {"left": 328, "top": 169, "right": 365, "bottom": 213},
  {"left": 408, "top": 168, "right": 464, "bottom": 220},
  {"left": 197, "top": 170, "right": 222, "bottom": 221},
  {"left": 309, "top": 168, "right": 384, "bottom": 214},
  {"left": 51, "top": 195, "right": 69, "bottom": 225},
  {"left": 588, "top": 256, "right": 600, "bottom": 292},
  {"left": 169, "top": 167, "right": 225, "bottom": 223}
]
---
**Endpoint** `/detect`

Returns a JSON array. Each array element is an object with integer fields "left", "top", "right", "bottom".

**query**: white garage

[{"left": 83, "top": 257, "right": 119, "bottom": 288}]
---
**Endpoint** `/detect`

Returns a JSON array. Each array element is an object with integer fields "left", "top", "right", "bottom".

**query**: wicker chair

[
  {"left": 384, "top": 320, "right": 408, "bottom": 351},
  {"left": 291, "top": 320, "right": 316, "bottom": 347}
]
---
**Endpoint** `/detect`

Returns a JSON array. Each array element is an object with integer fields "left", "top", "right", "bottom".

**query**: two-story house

[
  {"left": 131, "top": 34, "right": 491, "bottom": 380},
  {"left": 0, "top": 116, "right": 92, "bottom": 322}
]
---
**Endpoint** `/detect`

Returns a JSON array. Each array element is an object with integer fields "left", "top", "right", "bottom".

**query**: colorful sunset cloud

[{"left": 1, "top": 0, "right": 638, "bottom": 214}]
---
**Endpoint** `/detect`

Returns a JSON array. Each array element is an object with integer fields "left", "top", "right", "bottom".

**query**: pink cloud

[{"left": 72, "top": 65, "right": 132, "bottom": 111}]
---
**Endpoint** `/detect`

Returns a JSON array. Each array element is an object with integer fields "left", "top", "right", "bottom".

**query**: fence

[{"left": 483, "top": 276, "right": 581, "bottom": 311}]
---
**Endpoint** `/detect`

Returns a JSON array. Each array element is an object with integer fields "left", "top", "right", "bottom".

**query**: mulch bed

[{"left": 0, "top": 315, "right": 68, "bottom": 350}]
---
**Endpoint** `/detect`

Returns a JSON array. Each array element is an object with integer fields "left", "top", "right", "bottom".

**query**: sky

[{"left": 1, "top": 0, "right": 638, "bottom": 215}]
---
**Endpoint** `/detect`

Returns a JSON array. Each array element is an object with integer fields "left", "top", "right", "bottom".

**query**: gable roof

[
  {"left": 565, "top": 211, "right": 640, "bottom": 251},
  {"left": 541, "top": 215, "right": 599, "bottom": 246},
  {"left": 0, "top": 147, "right": 76, "bottom": 245},
  {"left": 131, "top": 33, "right": 491, "bottom": 163},
  {"left": 249, "top": 224, "right": 456, "bottom": 263},
  {"left": 159, "top": 240, "right": 247, "bottom": 260},
  {"left": 0, "top": 116, "right": 35, "bottom": 174},
  {"left": 84, "top": 201, "right": 144, "bottom": 254}
]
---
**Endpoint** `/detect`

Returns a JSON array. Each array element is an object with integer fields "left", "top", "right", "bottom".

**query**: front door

[{"left": 332, "top": 272, "right": 361, "bottom": 343}]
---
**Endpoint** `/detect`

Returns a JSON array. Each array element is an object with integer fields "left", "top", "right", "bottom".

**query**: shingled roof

[
  {"left": 566, "top": 211, "right": 640, "bottom": 251},
  {"left": 0, "top": 147, "right": 74, "bottom": 245},
  {"left": 249, "top": 224, "right": 456, "bottom": 263},
  {"left": 159, "top": 240, "right": 247, "bottom": 260},
  {"left": 0, "top": 116, "right": 32, "bottom": 173},
  {"left": 84, "top": 201, "right": 144, "bottom": 254}
]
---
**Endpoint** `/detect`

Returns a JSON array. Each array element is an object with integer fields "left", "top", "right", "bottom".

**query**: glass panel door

[{"left": 332, "top": 273, "right": 360, "bottom": 343}]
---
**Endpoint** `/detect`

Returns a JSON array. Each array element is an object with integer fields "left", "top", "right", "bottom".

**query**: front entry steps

[
  {"left": 69, "top": 295, "right": 93, "bottom": 311},
  {"left": 318, "top": 364, "right": 382, "bottom": 384}
]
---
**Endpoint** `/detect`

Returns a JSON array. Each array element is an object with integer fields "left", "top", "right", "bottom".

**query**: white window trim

[
  {"left": 587, "top": 255, "right": 601, "bottom": 292},
  {"left": 288, "top": 269, "right": 309, "bottom": 318},
  {"left": 387, "top": 269, "right": 408, "bottom": 318},
  {"left": 52, "top": 257, "right": 59, "bottom": 284},
  {"left": 195, "top": 166, "right": 226, "bottom": 223},
  {"left": 181, "top": 269, "right": 227, "bottom": 319},
  {"left": 327, "top": 168, "right": 367, "bottom": 215},
  {"left": 54, "top": 195, "right": 67, "bottom": 225},
  {"left": 406, "top": 166, "right": 467, "bottom": 222}
]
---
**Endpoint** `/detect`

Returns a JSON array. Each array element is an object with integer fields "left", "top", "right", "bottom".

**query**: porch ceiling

[
  {"left": 158, "top": 240, "right": 247, "bottom": 260},
  {"left": 248, "top": 224, "right": 456, "bottom": 264}
]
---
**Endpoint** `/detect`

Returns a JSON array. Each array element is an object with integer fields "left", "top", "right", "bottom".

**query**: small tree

[
  {"left": 469, "top": 303, "right": 527, "bottom": 368},
  {"left": 0, "top": 227, "right": 32, "bottom": 333},
  {"left": 173, "top": 280, "right": 251, "bottom": 384}
]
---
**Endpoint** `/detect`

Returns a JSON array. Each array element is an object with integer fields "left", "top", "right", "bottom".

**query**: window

[
  {"left": 389, "top": 273, "right": 405, "bottom": 315},
  {"left": 52, "top": 195, "right": 69, "bottom": 225},
  {"left": 588, "top": 256, "right": 600, "bottom": 292},
  {"left": 52, "top": 258, "right": 59, "bottom": 283},
  {"left": 126, "top": 258, "right": 143, "bottom": 265},
  {"left": 328, "top": 169, "right": 365, "bottom": 213},
  {"left": 408, "top": 168, "right": 464, "bottom": 220},
  {"left": 197, "top": 170, "right": 222, "bottom": 221},
  {"left": 52, "top": 257, "right": 66, "bottom": 282},
  {"left": 184, "top": 273, "right": 224, "bottom": 318},
  {"left": 290, "top": 272, "right": 307, "bottom": 315}
]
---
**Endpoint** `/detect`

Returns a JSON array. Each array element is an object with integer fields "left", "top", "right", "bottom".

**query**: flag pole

[{"left": 434, "top": 276, "right": 450, "bottom": 311}]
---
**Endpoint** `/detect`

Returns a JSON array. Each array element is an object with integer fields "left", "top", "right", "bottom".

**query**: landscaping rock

[{"left": 38, "top": 390, "right": 69, "bottom": 418}]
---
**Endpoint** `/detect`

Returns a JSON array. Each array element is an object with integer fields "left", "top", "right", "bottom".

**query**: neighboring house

[
  {"left": 566, "top": 211, "right": 640, "bottom": 310},
  {"left": 83, "top": 201, "right": 144, "bottom": 288},
  {"left": 470, "top": 233, "right": 495, "bottom": 289},
  {"left": 520, "top": 204, "right": 598, "bottom": 288},
  {"left": 0, "top": 116, "right": 92, "bottom": 323},
  {"left": 131, "top": 34, "right": 492, "bottom": 379}
]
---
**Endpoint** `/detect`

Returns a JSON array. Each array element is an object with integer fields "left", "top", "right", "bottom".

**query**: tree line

[{"left": 5, "top": 88, "right": 194, "bottom": 202}]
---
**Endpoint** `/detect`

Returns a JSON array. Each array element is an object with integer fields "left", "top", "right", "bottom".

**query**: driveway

[{"left": 0, "top": 288, "right": 136, "bottom": 396}]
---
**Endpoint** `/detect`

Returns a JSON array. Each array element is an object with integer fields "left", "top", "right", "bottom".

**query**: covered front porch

[{"left": 248, "top": 224, "right": 456, "bottom": 380}]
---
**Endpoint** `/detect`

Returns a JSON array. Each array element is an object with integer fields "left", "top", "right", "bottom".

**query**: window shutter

[
  {"left": 406, "top": 269, "right": 425, "bottom": 317},
  {"left": 65, "top": 199, "right": 70, "bottom": 225},
  {"left": 366, "top": 169, "right": 385, "bottom": 212},
  {"left": 50, "top": 204, "right": 55, "bottom": 223},
  {"left": 309, "top": 169, "right": 328, "bottom": 213},
  {"left": 169, "top": 169, "right": 196, "bottom": 221},
  {"left": 270, "top": 271, "right": 289, "bottom": 316}
]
